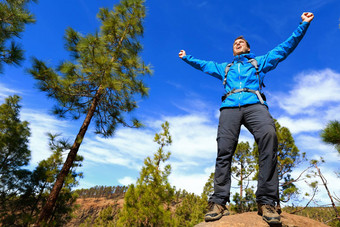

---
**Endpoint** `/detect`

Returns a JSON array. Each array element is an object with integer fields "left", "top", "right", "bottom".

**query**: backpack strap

[
  {"left": 223, "top": 62, "right": 233, "bottom": 85},
  {"left": 223, "top": 59, "right": 263, "bottom": 88},
  {"left": 221, "top": 88, "right": 265, "bottom": 104},
  {"left": 247, "top": 58, "right": 265, "bottom": 89}
]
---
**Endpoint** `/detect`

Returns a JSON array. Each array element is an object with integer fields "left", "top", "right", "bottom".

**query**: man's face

[{"left": 233, "top": 39, "right": 250, "bottom": 56}]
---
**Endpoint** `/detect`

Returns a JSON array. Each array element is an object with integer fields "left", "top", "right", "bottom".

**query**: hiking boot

[
  {"left": 275, "top": 203, "right": 282, "bottom": 215},
  {"left": 205, "top": 202, "right": 228, "bottom": 222},
  {"left": 258, "top": 204, "right": 281, "bottom": 224}
]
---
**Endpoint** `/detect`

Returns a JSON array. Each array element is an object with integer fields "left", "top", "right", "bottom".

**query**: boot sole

[
  {"left": 205, "top": 213, "right": 223, "bottom": 222},
  {"left": 262, "top": 216, "right": 282, "bottom": 224}
]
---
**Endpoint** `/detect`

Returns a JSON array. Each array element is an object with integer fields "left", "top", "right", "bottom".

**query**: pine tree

[
  {"left": 0, "top": 95, "right": 31, "bottom": 213},
  {"left": 172, "top": 165, "right": 214, "bottom": 226},
  {"left": 0, "top": 0, "right": 36, "bottom": 72},
  {"left": 231, "top": 187, "right": 256, "bottom": 213},
  {"left": 202, "top": 172, "right": 214, "bottom": 200},
  {"left": 28, "top": 0, "right": 151, "bottom": 224},
  {"left": 117, "top": 121, "right": 174, "bottom": 226},
  {"left": 174, "top": 192, "right": 206, "bottom": 226},
  {"left": 321, "top": 120, "right": 340, "bottom": 154},
  {"left": 231, "top": 141, "right": 256, "bottom": 212},
  {"left": 90, "top": 202, "right": 120, "bottom": 227}
]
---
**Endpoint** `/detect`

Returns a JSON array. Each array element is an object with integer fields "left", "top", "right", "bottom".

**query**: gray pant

[{"left": 209, "top": 104, "right": 279, "bottom": 206}]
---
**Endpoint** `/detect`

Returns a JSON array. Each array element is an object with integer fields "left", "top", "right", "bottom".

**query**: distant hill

[{"left": 66, "top": 197, "right": 124, "bottom": 226}]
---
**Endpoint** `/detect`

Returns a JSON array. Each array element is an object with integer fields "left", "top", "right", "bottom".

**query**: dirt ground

[
  {"left": 69, "top": 198, "right": 330, "bottom": 226},
  {"left": 195, "top": 211, "right": 329, "bottom": 227}
]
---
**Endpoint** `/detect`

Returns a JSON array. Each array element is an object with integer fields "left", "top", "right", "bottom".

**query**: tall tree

[
  {"left": 29, "top": 0, "right": 151, "bottom": 225},
  {"left": 0, "top": 0, "right": 36, "bottom": 72},
  {"left": 228, "top": 142, "right": 257, "bottom": 213},
  {"left": 0, "top": 95, "right": 30, "bottom": 210},
  {"left": 117, "top": 121, "right": 174, "bottom": 226},
  {"left": 231, "top": 142, "right": 256, "bottom": 204},
  {"left": 321, "top": 120, "right": 340, "bottom": 154}
]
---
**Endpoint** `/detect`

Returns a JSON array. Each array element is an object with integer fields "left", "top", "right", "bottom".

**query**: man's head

[{"left": 233, "top": 36, "right": 250, "bottom": 56}]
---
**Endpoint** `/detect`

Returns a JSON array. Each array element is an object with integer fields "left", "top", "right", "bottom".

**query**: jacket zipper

[{"left": 238, "top": 63, "right": 241, "bottom": 108}]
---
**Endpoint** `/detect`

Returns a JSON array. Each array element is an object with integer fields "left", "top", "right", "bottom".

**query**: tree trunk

[
  {"left": 34, "top": 86, "right": 103, "bottom": 226},
  {"left": 240, "top": 163, "right": 243, "bottom": 199},
  {"left": 30, "top": 182, "right": 47, "bottom": 217},
  {"left": 240, "top": 163, "right": 243, "bottom": 212},
  {"left": 314, "top": 163, "right": 340, "bottom": 221}
]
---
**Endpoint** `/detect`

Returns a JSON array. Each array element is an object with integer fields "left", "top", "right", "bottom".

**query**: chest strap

[{"left": 221, "top": 88, "right": 265, "bottom": 104}]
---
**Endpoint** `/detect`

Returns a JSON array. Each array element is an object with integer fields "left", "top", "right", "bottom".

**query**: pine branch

[
  {"left": 290, "top": 185, "right": 317, "bottom": 214},
  {"left": 280, "top": 166, "right": 311, "bottom": 187}
]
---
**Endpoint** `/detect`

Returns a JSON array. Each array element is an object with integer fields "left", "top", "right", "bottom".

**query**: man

[{"left": 178, "top": 12, "right": 314, "bottom": 224}]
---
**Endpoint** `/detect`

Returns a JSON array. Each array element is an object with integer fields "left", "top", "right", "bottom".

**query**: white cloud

[
  {"left": 277, "top": 116, "right": 323, "bottom": 134},
  {"left": 0, "top": 83, "right": 21, "bottom": 100},
  {"left": 325, "top": 105, "right": 340, "bottom": 121},
  {"left": 80, "top": 112, "right": 219, "bottom": 173},
  {"left": 169, "top": 164, "right": 215, "bottom": 194},
  {"left": 118, "top": 176, "right": 136, "bottom": 186},
  {"left": 277, "top": 69, "right": 340, "bottom": 116},
  {"left": 80, "top": 128, "right": 157, "bottom": 170},
  {"left": 169, "top": 173, "right": 209, "bottom": 195},
  {"left": 21, "top": 109, "right": 72, "bottom": 166},
  {"left": 165, "top": 114, "right": 217, "bottom": 160},
  {"left": 295, "top": 134, "right": 340, "bottom": 164}
]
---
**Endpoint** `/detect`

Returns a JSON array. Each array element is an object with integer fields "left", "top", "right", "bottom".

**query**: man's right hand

[{"left": 179, "top": 50, "right": 186, "bottom": 59}]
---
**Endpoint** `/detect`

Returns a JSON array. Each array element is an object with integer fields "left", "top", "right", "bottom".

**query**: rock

[{"left": 194, "top": 212, "right": 329, "bottom": 227}]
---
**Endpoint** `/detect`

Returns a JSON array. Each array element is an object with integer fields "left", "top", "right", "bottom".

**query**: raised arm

[
  {"left": 259, "top": 12, "right": 314, "bottom": 73},
  {"left": 178, "top": 50, "right": 226, "bottom": 81}
]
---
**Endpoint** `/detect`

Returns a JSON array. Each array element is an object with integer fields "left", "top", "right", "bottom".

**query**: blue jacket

[{"left": 182, "top": 22, "right": 310, "bottom": 108}]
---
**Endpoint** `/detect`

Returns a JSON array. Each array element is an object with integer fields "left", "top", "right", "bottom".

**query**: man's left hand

[{"left": 301, "top": 12, "right": 314, "bottom": 23}]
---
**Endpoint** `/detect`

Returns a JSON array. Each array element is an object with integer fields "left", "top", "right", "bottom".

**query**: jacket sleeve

[
  {"left": 181, "top": 55, "right": 227, "bottom": 81},
  {"left": 259, "top": 22, "right": 310, "bottom": 73}
]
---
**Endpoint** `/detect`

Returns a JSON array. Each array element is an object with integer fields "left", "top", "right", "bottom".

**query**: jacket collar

[{"left": 233, "top": 53, "right": 256, "bottom": 63}]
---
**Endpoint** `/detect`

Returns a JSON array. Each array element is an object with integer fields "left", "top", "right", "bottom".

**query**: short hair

[{"left": 234, "top": 36, "right": 250, "bottom": 48}]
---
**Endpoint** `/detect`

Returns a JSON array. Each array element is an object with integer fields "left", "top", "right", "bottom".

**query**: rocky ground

[
  {"left": 66, "top": 198, "right": 332, "bottom": 226},
  {"left": 195, "top": 211, "right": 329, "bottom": 227}
]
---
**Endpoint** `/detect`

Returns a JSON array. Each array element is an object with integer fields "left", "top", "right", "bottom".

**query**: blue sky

[{"left": 1, "top": 0, "right": 340, "bottom": 206}]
